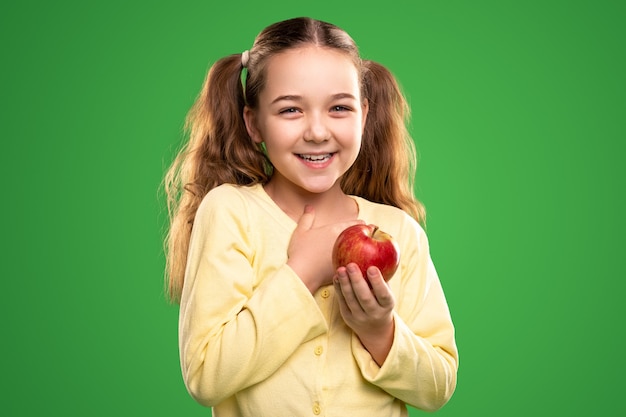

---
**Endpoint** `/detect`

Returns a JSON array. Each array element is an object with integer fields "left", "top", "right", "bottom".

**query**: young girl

[{"left": 164, "top": 17, "right": 457, "bottom": 416}]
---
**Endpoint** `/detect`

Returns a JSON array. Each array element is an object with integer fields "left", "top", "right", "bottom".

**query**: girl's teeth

[{"left": 299, "top": 154, "right": 331, "bottom": 161}]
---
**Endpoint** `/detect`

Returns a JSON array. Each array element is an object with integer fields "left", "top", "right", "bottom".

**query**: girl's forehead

[
  {"left": 262, "top": 46, "right": 361, "bottom": 97},
  {"left": 265, "top": 45, "right": 355, "bottom": 68}
]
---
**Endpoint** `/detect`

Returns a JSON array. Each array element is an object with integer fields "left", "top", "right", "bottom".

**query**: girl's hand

[
  {"left": 287, "top": 206, "right": 363, "bottom": 293},
  {"left": 334, "top": 264, "right": 395, "bottom": 366}
]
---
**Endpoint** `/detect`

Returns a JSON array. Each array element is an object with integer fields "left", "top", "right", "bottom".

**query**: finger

[
  {"left": 335, "top": 266, "right": 363, "bottom": 314},
  {"left": 367, "top": 267, "right": 395, "bottom": 308},
  {"left": 333, "top": 274, "right": 350, "bottom": 313},
  {"left": 295, "top": 205, "right": 315, "bottom": 231},
  {"left": 343, "top": 263, "right": 376, "bottom": 312},
  {"left": 345, "top": 264, "right": 393, "bottom": 311}
]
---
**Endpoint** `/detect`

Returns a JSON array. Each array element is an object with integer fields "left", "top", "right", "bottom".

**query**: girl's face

[{"left": 244, "top": 45, "right": 367, "bottom": 197}]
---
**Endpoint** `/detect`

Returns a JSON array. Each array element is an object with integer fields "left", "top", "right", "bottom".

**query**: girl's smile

[{"left": 295, "top": 152, "right": 336, "bottom": 168}]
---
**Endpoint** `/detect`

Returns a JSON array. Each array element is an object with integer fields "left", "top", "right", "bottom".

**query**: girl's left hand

[{"left": 334, "top": 263, "right": 396, "bottom": 365}]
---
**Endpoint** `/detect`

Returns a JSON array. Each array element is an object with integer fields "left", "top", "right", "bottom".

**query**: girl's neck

[{"left": 263, "top": 180, "right": 359, "bottom": 225}]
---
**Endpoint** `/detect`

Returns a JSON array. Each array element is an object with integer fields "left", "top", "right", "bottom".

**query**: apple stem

[{"left": 371, "top": 225, "right": 379, "bottom": 236}]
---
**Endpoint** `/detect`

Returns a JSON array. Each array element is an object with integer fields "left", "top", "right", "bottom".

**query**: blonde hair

[{"left": 163, "top": 17, "right": 424, "bottom": 303}]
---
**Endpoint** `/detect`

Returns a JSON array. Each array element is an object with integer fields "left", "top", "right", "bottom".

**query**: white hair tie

[{"left": 241, "top": 50, "right": 250, "bottom": 68}]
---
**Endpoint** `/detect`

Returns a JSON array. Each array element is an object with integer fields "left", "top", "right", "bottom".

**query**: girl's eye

[
  {"left": 331, "top": 105, "right": 351, "bottom": 112},
  {"left": 280, "top": 107, "right": 300, "bottom": 114}
]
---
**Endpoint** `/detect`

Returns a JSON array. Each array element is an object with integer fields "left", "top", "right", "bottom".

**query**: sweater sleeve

[
  {"left": 178, "top": 187, "right": 328, "bottom": 407},
  {"left": 352, "top": 215, "right": 458, "bottom": 411}
]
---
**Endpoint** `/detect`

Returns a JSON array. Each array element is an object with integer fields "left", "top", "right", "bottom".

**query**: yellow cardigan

[{"left": 179, "top": 183, "right": 458, "bottom": 416}]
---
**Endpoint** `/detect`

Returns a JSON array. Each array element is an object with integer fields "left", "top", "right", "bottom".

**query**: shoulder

[
  {"left": 198, "top": 183, "right": 261, "bottom": 211},
  {"left": 353, "top": 196, "right": 428, "bottom": 246},
  {"left": 195, "top": 184, "right": 261, "bottom": 226},
  {"left": 202, "top": 183, "right": 249, "bottom": 201},
  {"left": 354, "top": 197, "right": 422, "bottom": 229},
  {"left": 357, "top": 197, "right": 407, "bottom": 216}
]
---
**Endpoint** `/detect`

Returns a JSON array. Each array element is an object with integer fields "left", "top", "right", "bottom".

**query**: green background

[{"left": 2, "top": 0, "right": 624, "bottom": 415}]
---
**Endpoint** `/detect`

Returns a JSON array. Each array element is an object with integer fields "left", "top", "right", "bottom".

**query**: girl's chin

[
  {"left": 297, "top": 179, "right": 344, "bottom": 195},
  {"left": 267, "top": 171, "right": 345, "bottom": 196}
]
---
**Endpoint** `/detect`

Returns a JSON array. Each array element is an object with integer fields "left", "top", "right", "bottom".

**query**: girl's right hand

[{"left": 286, "top": 205, "right": 363, "bottom": 293}]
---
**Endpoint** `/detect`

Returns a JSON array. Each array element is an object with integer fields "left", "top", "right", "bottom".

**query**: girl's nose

[{"left": 303, "top": 114, "right": 331, "bottom": 143}]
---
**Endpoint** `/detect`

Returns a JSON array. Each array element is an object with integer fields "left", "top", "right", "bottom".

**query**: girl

[{"left": 164, "top": 17, "right": 457, "bottom": 416}]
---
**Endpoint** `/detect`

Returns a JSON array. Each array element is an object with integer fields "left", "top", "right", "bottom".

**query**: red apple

[{"left": 332, "top": 224, "right": 400, "bottom": 282}]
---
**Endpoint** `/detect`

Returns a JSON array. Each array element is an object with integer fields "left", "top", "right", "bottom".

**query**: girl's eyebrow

[
  {"left": 271, "top": 93, "right": 357, "bottom": 104},
  {"left": 331, "top": 93, "right": 357, "bottom": 100},
  {"left": 271, "top": 95, "right": 302, "bottom": 104}
]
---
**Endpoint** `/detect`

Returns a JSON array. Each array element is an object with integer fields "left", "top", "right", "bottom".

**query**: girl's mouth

[
  {"left": 296, "top": 153, "right": 334, "bottom": 163},
  {"left": 295, "top": 153, "right": 335, "bottom": 169}
]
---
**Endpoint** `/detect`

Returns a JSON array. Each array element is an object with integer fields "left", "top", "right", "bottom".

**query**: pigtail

[
  {"left": 164, "top": 54, "right": 268, "bottom": 303},
  {"left": 341, "top": 60, "right": 425, "bottom": 224}
]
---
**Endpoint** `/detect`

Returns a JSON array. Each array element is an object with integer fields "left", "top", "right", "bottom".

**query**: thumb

[{"left": 295, "top": 204, "right": 315, "bottom": 231}]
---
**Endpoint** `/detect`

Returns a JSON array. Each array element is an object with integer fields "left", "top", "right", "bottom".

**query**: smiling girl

[{"left": 164, "top": 17, "right": 457, "bottom": 416}]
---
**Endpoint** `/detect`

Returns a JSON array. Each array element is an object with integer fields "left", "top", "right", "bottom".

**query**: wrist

[
  {"left": 356, "top": 317, "right": 395, "bottom": 366},
  {"left": 286, "top": 260, "right": 319, "bottom": 294}
]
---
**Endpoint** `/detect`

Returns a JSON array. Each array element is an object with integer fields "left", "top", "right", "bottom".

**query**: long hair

[
  {"left": 342, "top": 60, "right": 424, "bottom": 222},
  {"left": 163, "top": 17, "right": 424, "bottom": 303}
]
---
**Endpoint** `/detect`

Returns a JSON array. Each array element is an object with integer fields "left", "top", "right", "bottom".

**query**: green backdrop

[{"left": 2, "top": 0, "right": 624, "bottom": 415}]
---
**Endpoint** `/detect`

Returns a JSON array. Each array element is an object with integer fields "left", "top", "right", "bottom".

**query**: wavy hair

[{"left": 163, "top": 17, "right": 424, "bottom": 303}]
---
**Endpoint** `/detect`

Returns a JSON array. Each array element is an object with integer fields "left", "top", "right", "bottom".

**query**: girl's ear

[{"left": 243, "top": 106, "right": 263, "bottom": 144}]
